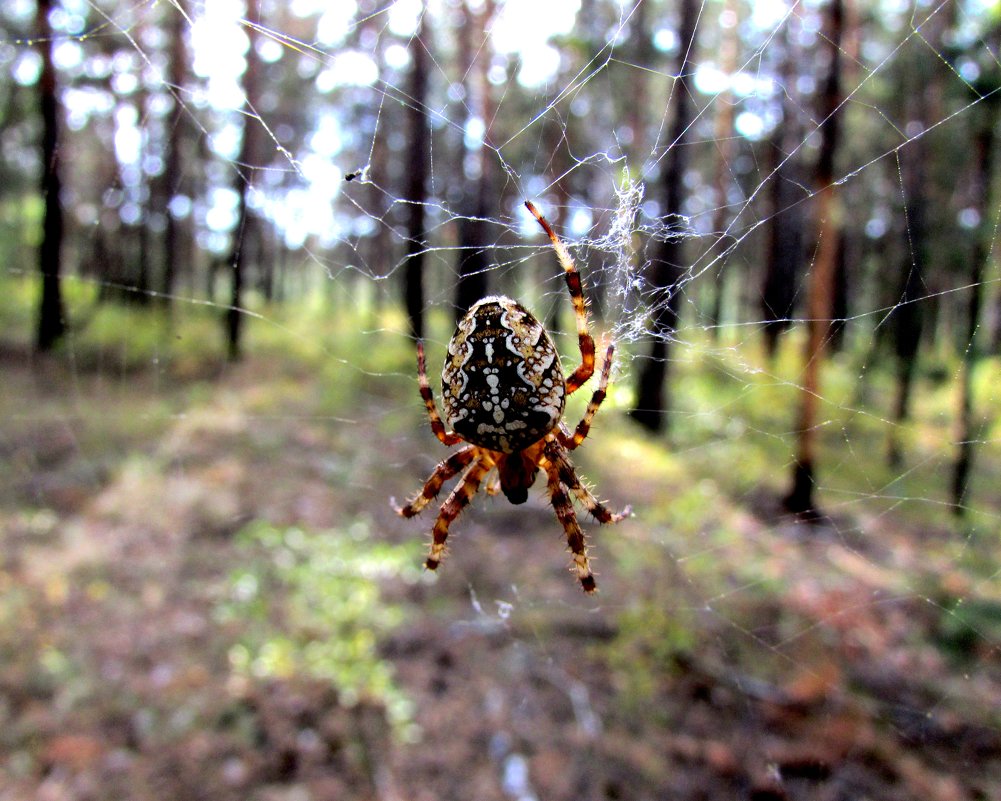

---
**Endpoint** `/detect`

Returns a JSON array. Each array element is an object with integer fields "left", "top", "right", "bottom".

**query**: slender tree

[
  {"left": 35, "top": 0, "right": 66, "bottom": 351},
  {"left": 760, "top": 21, "right": 805, "bottom": 360},
  {"left": 403, "top": 12, "right": 431, "bottom": 341},
  {"left": 225, "top": 0, "right": 264, "bottom": 361},
  {"left": 707, "top": 0, "right": 739, "bottom": 338},
  {"left": 158, "top": 0, "right": 189, "bottom": 310},
  {"left": 453, "top": 0, "right": 494, "bottom": 320},
  {"left": 784, "top": 0, "right": 848, "bottom": 517},
  {"left": 629, "top": 0, "right": 699, "bottom": 433},
  {"left": 951, "top": 99, "right": 997, "bottom": 514}
]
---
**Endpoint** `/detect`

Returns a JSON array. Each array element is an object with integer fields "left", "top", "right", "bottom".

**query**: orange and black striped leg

[
  {"left": 524, "top": 200, "right": 595, "bottom": 395},
  {"left": 425, "top": 458, "right": 491, "bottom": 571},
  {"left": 544, "top": 461, "right": 596, "bottom": 593},
  {"left": 393, "top": 446, "right": 478, "bottom": 518},
  {"left": 557, "top": 344, "right": 615, "bottom": 451},
  {"left": 545, "top": 442, "right": 630, "bottom": 525},
  {"left": 416, "top": 340, "right": 462, "bottom": 447}
]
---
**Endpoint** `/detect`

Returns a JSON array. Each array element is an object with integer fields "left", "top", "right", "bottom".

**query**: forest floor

[{"left": 2, "top": 336, "right": 1001, "bottom": 801}]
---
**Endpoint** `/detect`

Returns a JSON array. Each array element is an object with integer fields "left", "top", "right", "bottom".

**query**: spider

[{"left": 394, "top": 201, "right": 629, "bottom": 593}]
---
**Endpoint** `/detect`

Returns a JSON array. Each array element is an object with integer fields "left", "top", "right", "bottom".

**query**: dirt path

[{"left": 2, "top": 355, "right": 1000, "bottom": 801}]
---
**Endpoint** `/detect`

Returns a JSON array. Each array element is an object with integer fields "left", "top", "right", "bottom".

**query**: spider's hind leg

[
  {"left": 544, "top": 460, "right": 597, "bottom": 593},
  {"left": 425, "top": 457, "right": 491, "bottom": 571},
  {"left": 546, "top": 443, "right": 631, "bottom": 525}
]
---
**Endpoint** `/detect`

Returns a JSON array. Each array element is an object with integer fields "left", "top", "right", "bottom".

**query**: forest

[{"left": 2, "top": 0, "right": 1001, "bottom": 799}]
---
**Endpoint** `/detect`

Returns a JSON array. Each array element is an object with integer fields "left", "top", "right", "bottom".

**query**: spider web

[{"left": 3, "top": 0, "right": 1001, "bottom": 798}]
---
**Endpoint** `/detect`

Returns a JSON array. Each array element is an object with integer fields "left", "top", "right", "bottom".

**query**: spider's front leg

[
  {"left": 558, "top": 343, "right": 615, "bottom": 451},
  {"left": 525, "top": 200, "right": 596, "bottom": 396},
  {"left": 425, "top": 457, "right": 492, "bottom": 571},
  {"left": 415, "top": 340, "right": 462, "bottom": 447}
]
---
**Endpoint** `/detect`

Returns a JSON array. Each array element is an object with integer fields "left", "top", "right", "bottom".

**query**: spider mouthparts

[{"left": 503, "top": 486, "right": 529, "bottom": 505}]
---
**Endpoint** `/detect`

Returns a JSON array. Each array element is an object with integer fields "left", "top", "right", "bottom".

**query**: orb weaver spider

[{"left": 394, "top": 201, "right": 629, "bottom": 593}]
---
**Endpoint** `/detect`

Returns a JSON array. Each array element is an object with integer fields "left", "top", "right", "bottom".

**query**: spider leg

[
  {"left": 546, "top": 441, "right": 631, "bottom": 525},
  {"left": 484, "top": 469, "right": 502, "bottom": 496},
  {"left": 557, "top": 344, "right": 615, "bottom": 451},
  {"left": 525, "top": 201, "right": 595, "bottom": 396},
  {"left": 393, "top": 445, "right": 478, "bottom": 518},
  {"left": 544, "top": 458, "right": 597, "bottom": 593},
  {"left": 425, "top": 457, "right": 491, "bottom": 571},
  {"left": 416, "top": 340, "right": 463, "bottom": 447}
]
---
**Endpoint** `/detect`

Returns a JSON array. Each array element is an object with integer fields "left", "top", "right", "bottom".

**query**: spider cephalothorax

[{"left": 394, "top": 201, "right": 628, "bottom": 593}]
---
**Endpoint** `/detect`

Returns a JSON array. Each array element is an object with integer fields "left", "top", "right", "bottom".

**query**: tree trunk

[
  {"left": 159, "top": 0, "right": 188, "bottom": 310},
  {"left": 629, "top": 0, "right": 699, "bottom": 433},
  {"left": 707, "top": 0, "right": 739, "bottom": 339},
  {"left": 403, "top": 14, "right": 431, "bottom": 341},
  {"left": 760, "top": 21, "right": 804, "bottom": 360},
  {"left": 783, "top": 0, "right": 847, "bottom": 517},
  {"left": 225, "top": 0, "right": 264, "bottom": 361},
  {"left": 35, "top": 0, "right": 66, "bottom": 352},
  {"left": 454, "top": 1, "right": 493, "bottom": 321},
  {"left": 951, "top": 103, "right": 996, "bottom": 515}
]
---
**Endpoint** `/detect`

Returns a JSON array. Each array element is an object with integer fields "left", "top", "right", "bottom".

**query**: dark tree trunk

[
  {"left": 951, "top": 103, "right": 996, "bottom": 515},
  {"left": 828, "top": 230, "right": 849, "bottom": 353},
  {"left": 885, "top": 109, "right": 933, "bottom": 466},
  {"left": 707, "top": 0, "right": 739, "bottom": 338},
  {"left": 403, "top": 14, "right": 431, "bottom": 341},
  {"left": 453, "top": 1, "right": 493, "bottom": 320},
  {"left": 35, "top": 0, "right": 66, "bottom": 352},
  {"left": 629, "top": 0, "right": 699, "bottom": 433},
  {"left": 159, "top": 0, "right": 188, "bottom": 309},
  {"left": 761, "top": 22, "right": 804, "bottom": 360},
  {"left": 225, "top": 0, "right": 264, "bottom": 361},
  {"left": 783, "top": 0, "right": 847, "bottom": 517},
  {"left": 760, "top": 153, "right": 805, "bottom": 359}
]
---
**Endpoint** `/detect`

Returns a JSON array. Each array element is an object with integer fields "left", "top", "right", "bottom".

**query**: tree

[
  {"left": 629, "top": 0, "right": 700, "bottom": 433},
  {"left": 453, "top": 0, "right": 495, "bottom": 320},
  {"left": 760, "top": 22, "right": 806, "bottom": 360},
  {"left": 707, "top": 0, "right": 740, "bottom": 338},
  {"left": 403, "top": 12, "right": 431, "bottom": 341},
  {"left": 783, "top": 0, "right": 848, "bottom": 517},
  {"left": 35, "top": 0, "right": 66, "bottom": 352},
  {"left": 157, "top": 0, "right": 190, "bottom": 310},
  {"left": 225, "top": 0, "right": 264, "bottom": 361},
  {"left": 951, "top": 97, "right": 997, "bottom": 514}
]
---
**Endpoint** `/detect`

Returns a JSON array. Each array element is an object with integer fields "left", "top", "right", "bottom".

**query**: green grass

[{"left": 219, "top": 519, "right": 423, "bottom": 738}]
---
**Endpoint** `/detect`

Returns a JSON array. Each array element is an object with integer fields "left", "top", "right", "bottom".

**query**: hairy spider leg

[
  {"left": 558, "top": 344, "right": 615, "bottom": 451},
  {"left": 394, "top": 446, "right": 478, "bottom": 518},
  {"left": 524, "top": 200, "right": 596, "bottom": 396},
  {"left": 546, "top": 441, "right": 631, "bottom": 525},
  {"left": 426, "top": 457, "right": 493, "bottom": 571},
  {"left": 544, "top": 459, "right": 597, "bottom": 593},
  {"left": 416, "top": 339, "right": 462, "bottom": 447}
]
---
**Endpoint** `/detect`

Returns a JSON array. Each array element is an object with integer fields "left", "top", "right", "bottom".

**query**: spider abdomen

[{"left": 442, "top": 296, "right": 566, "bottom": 454}]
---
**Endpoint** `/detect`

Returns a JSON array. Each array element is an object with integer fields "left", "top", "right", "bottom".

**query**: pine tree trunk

[
  {"left": 783, "top": 0, "right": 847, "bottom": 517},
  {"left": 35, "top": 0, "right": 66, "bottom": 352},
  {"left": 159, "top": 0, "right": 188, "bottom": 310},
  {"left": 761, "top": 22, "right": 804, "bottom": 360},
  {"left": 951, "top": 104, "right": 996, "bottom": 514},
  {"left": 707, "top": 0, "right": 739, "bottom": 339},
  {"left": 629, "top": 0, "right": 699, "bottom": 433},
  {"left": 454, "top": 1, "right": 492, "bottom": 321},
  {"left": 225, "top": 0, "right": 263, "bottom": 361},
  {"left": 403, "top": 15, "right": 431, "bottom": 341}
]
